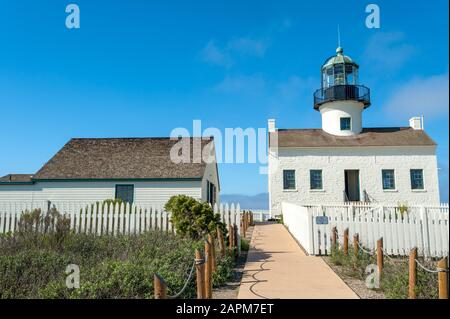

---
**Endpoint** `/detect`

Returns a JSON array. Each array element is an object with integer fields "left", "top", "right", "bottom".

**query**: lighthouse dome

[{"left": 322, "top": 47, "right": 358, "bottom": 69}]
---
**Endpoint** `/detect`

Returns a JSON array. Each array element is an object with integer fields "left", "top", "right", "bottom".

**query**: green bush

[
  {"left": 240, "top": 239, "right": 250, "bottom": 252},
  {"left": 164, "top": 195, "right": 227, "bottom": 239},
  {"left": 102, "top": 198, "right": 125, "bottom": 207},
  {"left": 213, "top": 255, "right": 234, "bottom": 287}
]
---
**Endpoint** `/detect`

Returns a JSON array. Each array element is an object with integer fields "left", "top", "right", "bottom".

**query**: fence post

[
  {"left": 377, "top": 238, "right": 384, "bottom": 279},
  {"left": 353, "top": 234, "right": 359, "bottom": 257},
  {"left": 233, "top": 223, "right": 240, "bottom": 256},
  {"left": 208, "top": 233, "right": 216, "bottom": 273},
  {"left": 217, "top": 226, "right": 225, "bottom": 257},
  {"left": 204, "top": 239, "right": 212, "bottom": 299},
  {"left": 244, "top": 211, "right": 248, "bottom": 235},
  {"left": 408, "top": 248, "right": 417, "bottom": 299},
  {"left": 343, "top": 228, "right": 349, "bottom": 255},
  {"left": 438, "top": 257, "right": 448, "bottom": 299},
  {"left": 154, "top": 274, "right": 167, "bottom": 299},
  {"left": 331, "top": 227, "right": 337, "bottom": 249},
  {"left": 228, "top": 224, "right": 234, "bottom": 255},
  {"left": 195, "top": 249, "right": 205, "bottom": 299}
]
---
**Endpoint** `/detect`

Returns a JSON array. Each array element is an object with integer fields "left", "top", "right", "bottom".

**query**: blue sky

[{"left": 0, "top": 0, "right": 448, "bottom": 201}]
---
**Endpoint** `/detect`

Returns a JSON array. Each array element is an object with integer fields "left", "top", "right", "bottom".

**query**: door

[{"left": 344, "top": 170, "right": 360, "bottom": 202}]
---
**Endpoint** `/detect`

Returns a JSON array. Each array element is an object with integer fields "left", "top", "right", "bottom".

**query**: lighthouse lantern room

[{"left": 314, "top": 47, "right": 371, "bottom": 136}]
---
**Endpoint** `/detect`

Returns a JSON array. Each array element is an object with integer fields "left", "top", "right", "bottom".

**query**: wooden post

[
  {"left": 331, "top": 227, "right": 337, "bottom": 249},
  {"left": 246, "top": 211, "right": 249, "bottom": 231},
  {"left": 208, "top": 234, "right": 216, "bottom": 273},
  {"left": 154, "top": 274, "right": 167, "bottom": 299},
  {"left": 228, "top": 224, "right": 234, "bottom": 254},
  {"left": 438, "top": 257, "right": 448, "bottom": 299},
  {"left": 408, "top": 248, "right": 417, "bottom": 299},
  {"left": 217, "top": 226, "right": 225, "bottom": 257},
  {"left": 204, "top": 239, "right": 212, "bottom": 299},
  {"left": 233, "top": 223, "right": 238, "bottom": 255},
  {"left": 244, "top": 212, "right": 248, "bottom": 235},
  {"left": 243, "top": 212, "right": 247, "bottom": 236},
  {"left": 195, "top": 249, "right": 205, "bottom": 299},
  {"left": 377, "top": 238, "right": 384, "bottom": 279},
  {"left": 241, "top": 213, "right": 245, "bottom": 237},
  {"left": 353, "top": 234, "right": 359, "bottom": 257},
  {"left": 343, "top": 228, "right": 349, "bottom": 255}
]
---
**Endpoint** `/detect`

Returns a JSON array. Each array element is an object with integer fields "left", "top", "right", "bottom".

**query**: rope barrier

[
  {"left": 357, "top": 240, "right": 376, "bottom": 255},
  {"left": 381, "top": 248, "right": 396, "bottom": 262},
  {"left": 415, "top": 259, "right": 449, "bottom": 274},
  {"left": 167, "top": 259, "right": 199, "bottom": 299}
]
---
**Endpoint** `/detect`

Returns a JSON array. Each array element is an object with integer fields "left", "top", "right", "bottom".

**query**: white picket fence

[
  {"left": 282, "top": 202, "right": 449, "bottom": 258},
  {"left": 0, "top": 200, "right": 242, "bottom": 252}
]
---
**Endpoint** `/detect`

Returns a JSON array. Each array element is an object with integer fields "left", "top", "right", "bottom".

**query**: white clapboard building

[
  {"left": 268, "top": 47, "right": 440, "bottom": 215},
  {"left": 0, "top": 137, "right": 220, "bottom": 207}
]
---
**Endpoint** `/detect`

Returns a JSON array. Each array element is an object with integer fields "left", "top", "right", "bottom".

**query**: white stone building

[{"left": 268, "top": 47, "right": 440, "bottom": 215}]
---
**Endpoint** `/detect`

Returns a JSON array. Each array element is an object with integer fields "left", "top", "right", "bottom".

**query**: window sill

[
  {"left": 310, "top": 189, "right": 325, "bottom": 193},
  {"left": 383, "top": 189, "right": 398, "bottom": 193},
  {"left": 412, "top": 189, "right": 427, "bottom": 193},
  {"left": 283, "top": 189, "right": 298, "bottom": 193}
]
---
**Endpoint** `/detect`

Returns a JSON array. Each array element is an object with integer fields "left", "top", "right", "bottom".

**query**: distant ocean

[{"left": 220, "top": 193, "right": 269, "bottom": 210}]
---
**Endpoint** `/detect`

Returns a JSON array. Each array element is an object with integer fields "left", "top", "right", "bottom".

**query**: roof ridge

[{"left": 70, "top": 136, "right": 214, "bottom": 140}]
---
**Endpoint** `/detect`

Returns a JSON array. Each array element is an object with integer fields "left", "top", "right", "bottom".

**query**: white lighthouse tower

[{"left": 313, "top": 47, "right": 371, "bottom": 136}]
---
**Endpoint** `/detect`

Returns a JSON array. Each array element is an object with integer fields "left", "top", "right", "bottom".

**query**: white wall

[
  {"left": 0, "top": 180, "right": 203, "bottom": 207},
  {"left": 281, "top": 202, "right": 313, "bottom": 254},
  {"left": 269, "top": 146, "right": 440, "bottom": 215},
  {"left": 201, "top": 161, "right": 221, "bottom": 203},
  {"left": 319, "top": 100, "right": 364, "bottom": 136}
]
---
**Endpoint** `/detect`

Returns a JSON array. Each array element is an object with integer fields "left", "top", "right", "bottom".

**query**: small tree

[{"left": 164, "top": 195, "right": 226, "bottom": 239}]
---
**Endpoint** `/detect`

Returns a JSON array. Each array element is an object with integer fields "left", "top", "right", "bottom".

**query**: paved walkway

[{"left": 237, "top": 222, "right": 359, "bottom": 299}]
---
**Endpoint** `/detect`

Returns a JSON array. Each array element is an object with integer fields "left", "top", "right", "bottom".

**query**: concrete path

[{"left": 237, "top": 222, "right": 359, "bottom": 299}]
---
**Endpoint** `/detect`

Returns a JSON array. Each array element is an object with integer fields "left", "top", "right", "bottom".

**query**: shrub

[
  {"left": 102, "top": 198, "right": 125, "bottom": 207},
  {"left": 213, "top": 255, "right": 234, "bottom": 287},
  {"left": 15, "top": 207, "right": 71, "bottom": 249},
  {"left": 240, "top": 239, "right": 250, "bottom": 252},
  {"left": 164, "top": 195, "right": 226, "bottom": 239}
]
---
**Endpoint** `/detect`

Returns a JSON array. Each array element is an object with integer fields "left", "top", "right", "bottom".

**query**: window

[
  {"left": 283, "top": 170, "right": 296, "bottom": 190},
  {"left": 340, "top": 117, "right": 351, "bottom": 130},
  {"left": 410, "top": 169, "right": 424, "bottom": 190},
  {"left": 207, "top": 181, "right": 216, "bottom": 206},
  {"left": 115, "top": 185, "right": 134, "bottom": 203},
  {"left": 333, "top": 64, "right": 345, "bottom": 85},
  {"left": 310, "top": 170, "right": 323, "bottom": 190},
  {"left": 382, "top": 170, "right": 396, "bottom": 190}
]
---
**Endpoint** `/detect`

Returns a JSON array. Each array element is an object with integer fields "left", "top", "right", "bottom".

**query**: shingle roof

[
  {"left": 0, "top": 174, "right": 34, "bottom": 183},
  {"left": 33, "top": 137, "right": 215, "bottom": 180},
  {"left": 270, "top": 127, "right": 437, "bottom": 148}
]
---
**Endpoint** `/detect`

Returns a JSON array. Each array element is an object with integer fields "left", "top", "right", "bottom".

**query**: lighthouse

[
  {"left": 267, "top": 43, "right": 440, "bottom": 215},
  {"left": 313, "top": 47, "right": 371, "bottom": 136}
]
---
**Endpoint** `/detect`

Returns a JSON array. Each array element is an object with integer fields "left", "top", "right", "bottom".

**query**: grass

[
  {"left": 0, "top": 229, "right": 234, "bottom": 299},
  {"left": 329, "top": 246, "right": 440, "bottom": 299}
]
